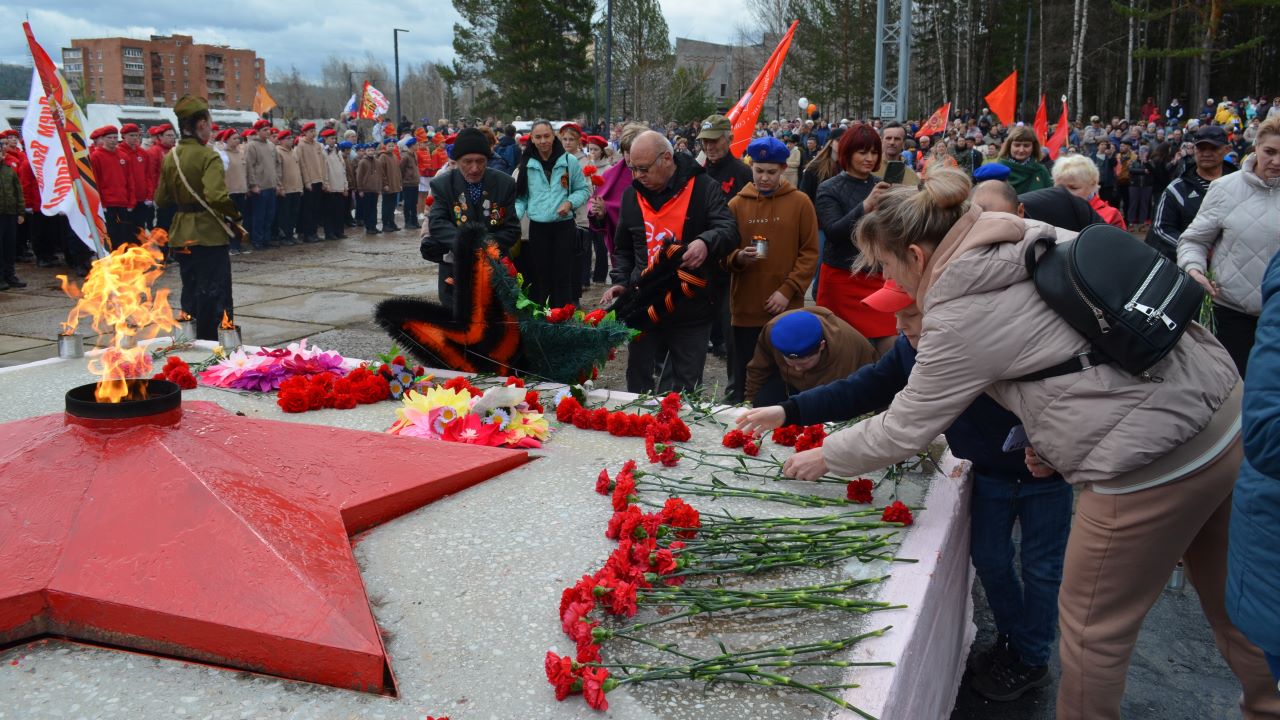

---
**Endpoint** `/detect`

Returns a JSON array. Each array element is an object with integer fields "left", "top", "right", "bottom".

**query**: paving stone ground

[{"left": 0, "top": 226, "right": 1247, "bottom": 717}]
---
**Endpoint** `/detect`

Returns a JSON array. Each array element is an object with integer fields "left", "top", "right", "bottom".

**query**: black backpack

[{"left": 1017, "top": 224, "right": 1204, "bottom": 382}]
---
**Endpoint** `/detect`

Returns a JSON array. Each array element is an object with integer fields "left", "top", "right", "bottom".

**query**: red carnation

[
  {"left": 424, "top": 195, "right": 435, "bottom": 207},
  {"left": 524, "top": 389, "right": 544, "bottom": 413},
  {"left": 881, "top": 500, "right": 914, "bottom": 526},
  {"left": 575, "top": 641, "right": 601, "bottom": 664},
  {"left": 657, "top": 445, "right": 679, "bottom": 467},
  {"left": 572, "top": 410, "right": 593, "bottom": 430},
  {"left": 660, "top": 497, "right": 700, "bottom": 539},
  {"left": 504, "top": 376, "right": 525, "bottom": 388},
  {"left": 583, "top": 308, "right": 607, "bottom": 326},
  {"left": 278, "top": 391, "right": 309, "bottom": 414},
  {"left": 582, "top": 164, "right": 597, "bottom": 176},
  {"left": 772, "top": 425, "right": 801, "bottom": 446},
  {"left": 332, "top": 392, "right": 358, "bottom": 410},
  {"left": 611, "top": 472, "right": 637, "bottom": 511},
  {"left": 501, "top": 257, "right": 518, "bottom": 278},
  {"left": 544, "top": 651, "right": 581, "bottom": 701},
  {"left": 847, "top": 477, "right": 874, "bottom": 504},
  {"left": 581, "top": 666, "right": 613, "bottom": 710},
  {"left": 556, "top": 396, "right": 582, "bottom": 423},
  {"left": 743, "top": 440, "right": 760, "bottom": 456},
  {"left": 721, "top": 429, "right": 747, "bottom": 448},
  {"left": 596, "top": 468, "right": 613, "bottom": 495},
  {"left": 546, "top": 304, "right": 577, "bottom": 323},
  {"left": 590, "top": 407, "right": 610, "bottom": 431}
]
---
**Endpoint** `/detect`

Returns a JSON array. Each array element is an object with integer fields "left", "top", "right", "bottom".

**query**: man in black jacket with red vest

[{"left": 601, "top": 131, "right": 739, "bottom": 394}]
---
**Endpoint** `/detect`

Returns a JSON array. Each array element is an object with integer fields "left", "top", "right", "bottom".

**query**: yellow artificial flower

[{"left": 507, "top": 410, "right": 550, "bottom": 442}]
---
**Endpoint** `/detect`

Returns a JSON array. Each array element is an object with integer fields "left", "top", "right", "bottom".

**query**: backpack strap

[
  {"left": 1023, "top": 235, "right": 1055, "bottom": 277},
  {"left": 1014, "top": 350, "right": 1110, "bottom": 382}
]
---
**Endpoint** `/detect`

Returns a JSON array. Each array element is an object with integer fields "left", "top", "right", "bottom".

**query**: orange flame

[
  {"left": 220, "top": 311, "right": 236, "bottom": 330},
  {"left": 58, "top": 228, "right": 177, "bottom": 403}
]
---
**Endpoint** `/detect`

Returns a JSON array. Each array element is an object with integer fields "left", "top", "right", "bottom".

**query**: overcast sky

[{"left": 2, "top": 3, "right": 744, "bottom": 81}]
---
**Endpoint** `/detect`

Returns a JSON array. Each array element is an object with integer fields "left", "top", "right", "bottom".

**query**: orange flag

[
  {"left": 915, "top": 102, "right": 951, "bottom": 139},
  {"left": 984, "top": 71, "right": 1018, "bottom": 127},
  {"left": 252, "top": 85, "right": 277, "bottom": 116},
  {"left": 1033, "top": 95, "right": 1048, "bottom": 144},
  {"left": 1046, "top": 97, "right": 1070, "bottom": 160},
  {"left": 726, "top": 20, "right": 798, "bottom": 158}
]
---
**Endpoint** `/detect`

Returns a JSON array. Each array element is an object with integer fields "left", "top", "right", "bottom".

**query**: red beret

[
  {"left": 445, "top": 134, "right": 457, "bottom": 144},
  {"left": 90, "top": 125, "right": 118, "bottom": 140},
  {"left": 319, "top": 128, "right": 336, "bottom": 138},
  {"left": 148, "top": 123, "right": 172, "bottom": 136},
  {"left": 241, "top": 128, "right": 255, "bottom": 138},
  {"left": 558, "top": 122, "right": 583, "bottom": 136},
  {"left": 300, "top": 122, "right": 316, "bottom": 132},
  {"left": 585, "top": 135, "right": 608, "bottom": 148},
  {"left": 0, "top": 129, "right": 18, "bottom": 139},
  {"left": 276, "top": 129, "right": 292, "bottom": 140},
  {"left": 517, "top": 134, "right": 529, "bottom": 145},
  {"left": 252, "top": 119, "right": 270, "bottom": 130},
  {"left": 119, "top": 123, "right": 141, "bottom": 135}
]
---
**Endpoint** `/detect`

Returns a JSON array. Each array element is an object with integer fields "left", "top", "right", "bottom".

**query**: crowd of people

[{"left": 1, "top": 86, "right": 1279, "bottom": 715}]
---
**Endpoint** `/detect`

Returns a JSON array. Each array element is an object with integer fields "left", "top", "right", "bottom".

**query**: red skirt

[{"left": 816, "top": 268, "right": 898, "bottom": 338}]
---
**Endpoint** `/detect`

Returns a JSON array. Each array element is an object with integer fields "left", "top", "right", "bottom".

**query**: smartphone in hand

[
  {"left": 1002, "top": 424, "right": 1030, "bottom": 453},
  {"left": 884, "top": 160, "right": 906, "bottom": 185}
]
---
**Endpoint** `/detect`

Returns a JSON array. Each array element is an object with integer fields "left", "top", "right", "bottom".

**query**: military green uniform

[{"left": 154, "top": 96, "right": 241, "bottom": 341}]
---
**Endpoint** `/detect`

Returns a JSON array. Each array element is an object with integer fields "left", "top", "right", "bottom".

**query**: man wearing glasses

[
  {"left": 600, "top": 131, "right": 738, "bottom": 394},
  {"left": 743, "top": 307, "right": 876, "bottom": 406}
]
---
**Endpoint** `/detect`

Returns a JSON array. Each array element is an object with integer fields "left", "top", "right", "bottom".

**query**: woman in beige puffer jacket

[{"left": 782, "top": 168, "right": 1279, "bottom": 720}]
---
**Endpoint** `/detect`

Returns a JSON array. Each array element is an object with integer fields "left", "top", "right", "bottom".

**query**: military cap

[{"left": 173, "top": 95, "right": 209, "bottom": 122}]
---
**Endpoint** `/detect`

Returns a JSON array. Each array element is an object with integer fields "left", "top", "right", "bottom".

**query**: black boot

[{"left": 970, "top": 646, "right": 1051, "bottom": 702}]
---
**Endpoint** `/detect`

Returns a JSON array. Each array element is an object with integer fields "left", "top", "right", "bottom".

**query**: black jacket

[
  {"left": 814, "top": 172, "right": 880, "bottom": 269},
  {"left": 421, "top": 168, "right": 520, "bottom": 262},
  {"left": 609, "top": 153, "right": 739, "bottom": 324},
  {"left": 702, "top": 154, "right": 754, "bottom": 202},
  {"left": 1146, "top": 160, "right": 1238, "bottom": 260}
]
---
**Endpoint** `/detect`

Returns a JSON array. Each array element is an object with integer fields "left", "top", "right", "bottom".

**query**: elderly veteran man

[{"left": 421, "top": 128, "right": 520, "bottom": 308}]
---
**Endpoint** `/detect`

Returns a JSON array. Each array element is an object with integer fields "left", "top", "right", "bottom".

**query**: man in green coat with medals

[{"left": 155, "top": 95, "right": 241, "bottom": 340}]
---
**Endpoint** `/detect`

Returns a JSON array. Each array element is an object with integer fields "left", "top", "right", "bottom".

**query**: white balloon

[{"left": 797, "top": 97, "right": 809, "bottom": 110}]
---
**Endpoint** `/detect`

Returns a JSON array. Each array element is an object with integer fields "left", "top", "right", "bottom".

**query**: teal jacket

[{"left": 515, "top": 152, "right": 589, "bottom": 223}]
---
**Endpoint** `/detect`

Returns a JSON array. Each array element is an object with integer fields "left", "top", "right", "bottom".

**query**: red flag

[
  {"left": 984, "top": 71, "right": 1018, "bottom": 127},
  {"left": 915, "top": 102, "right": 951, "bottom": 139},
  {"left": 726, "top": 20, "right": 798, "bottom": 158},
  {"left": 1033, "top": 95, "right": 1048, "bottom": 145},
  {"left": 1046, "top": 97, "right": 1070, "bottom": 160},
  {"left": 23, "top": 22, "right": 107, "bottom": 256}
]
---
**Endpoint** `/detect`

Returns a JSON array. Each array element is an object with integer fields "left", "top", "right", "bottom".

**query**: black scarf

[{"left": 515, "top": 134, "right": 566, "bottom": 199}]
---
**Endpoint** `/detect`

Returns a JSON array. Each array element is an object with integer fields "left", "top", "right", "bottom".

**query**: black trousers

[
  {"left": 357, "top": 192, "right": 379, "bottom": 231},
  {"left": 401, "top": 187, "right": 419, "bottom": 227},
  {"left": 0, "top": 214, "right": 16, "bottom": 279},
  {"left": 155, "top": 205, "right": 175, "bottom": 232},
  {"left": 324, "top": 192, "right": 346, "bottom": 238},
  {"left": 175, "top": 245, "right": 233, "bottom": 341},
  {"left": 752, "top": 370, "right": 797, "bottom": 407},
  {"left": 521, "top": 219, "right": 578, "bottom": 307},
  {"left": 277, "top": 192, "right": 302, "bottom": 240},
  {"left": 381, "top": 191, "right": 399, "bottom": 229},
  {"left": 29, "top": 212, "right": 59, "bottom": 262},
  {"left": 1214, "top": 304, "right": 1259, "bottom": 378},
  {"left": 105, "top": 206, "right": 137, "bottom": 249},
  {"left": 727, "top": 325, "right": 764, "bottom": 404},
  {"left": 132, "top": 202, "right": 154, "bottom": 231},
  {"left": 229, "top": 193, "right": 249, "bottom": 250},
  {"left": 299, "top": 183, "right": 323, "bottom": 237},
  {"left": 625, "top": 321, "right": 712, "bottom": 395}
]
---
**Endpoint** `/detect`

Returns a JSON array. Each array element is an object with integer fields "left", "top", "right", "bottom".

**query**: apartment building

[{"left": 61, "top": 34, "right": 266, "bottom": 111}]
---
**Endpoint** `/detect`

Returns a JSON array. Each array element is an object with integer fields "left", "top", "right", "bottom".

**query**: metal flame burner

[{"left": 64, "top": 379, "right": 182, "bottom": 419}]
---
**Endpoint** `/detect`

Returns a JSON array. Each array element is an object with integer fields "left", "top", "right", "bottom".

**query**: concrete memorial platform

[{"left": 0, "top": 343, "right": 974, "bottom": 719}]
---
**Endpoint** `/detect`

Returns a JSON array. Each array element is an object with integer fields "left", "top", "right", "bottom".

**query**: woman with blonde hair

[
  {"left": 998, "top": 125, "right": 1052, "bottom": 192},
  {"left": 782, "top": 167, "right": 1279, "bottom": 720},
  {"left": 1051, "top": 154, "right": 1126, "bottom": 229}
]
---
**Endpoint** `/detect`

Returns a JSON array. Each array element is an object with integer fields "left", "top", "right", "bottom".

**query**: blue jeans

[
  {"left": 250, "top": 188, "right": 277, "bottom": 248},
  {"left": 1267, "top": 652, "right": 1280, "bottom": 685},
  {"left": 970, "top": 470, "right": 1073, "bottom": 666}
]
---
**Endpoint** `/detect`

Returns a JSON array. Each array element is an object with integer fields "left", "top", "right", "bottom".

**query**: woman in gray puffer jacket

[
  {"left": 782, "top": 168, "right": 1280, "bottom": 720},
  {"left": 1178, "top": 116, "right": 1280, "bottom": 377}
]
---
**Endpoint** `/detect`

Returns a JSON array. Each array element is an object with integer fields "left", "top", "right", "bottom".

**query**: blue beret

[
  {"left": 973, "top": 163, "right": 1012, "bottom": 181},
  {"left": 770, "top": 311, "right": 824, "bottom": 357},
  {"left": 383, "top": 137, "right": 396, "bottom": 144},
  {"left": 404, "top": 137, "right": 417, "bottom": 146},
  {"left": 747, "top": 136, "right": 789, "bottom": 165},
  {"left": 338, "top": 141, "right": 353, "bottom": 150}
]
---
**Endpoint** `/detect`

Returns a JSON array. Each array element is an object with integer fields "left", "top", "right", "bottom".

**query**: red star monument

[{"left": 0, "top": 401, "right": 528, "bottom": 693}]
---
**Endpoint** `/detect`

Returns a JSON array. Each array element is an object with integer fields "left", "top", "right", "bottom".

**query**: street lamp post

[{"left": 394, "top": 28, "right": 410, "bottom": 126}]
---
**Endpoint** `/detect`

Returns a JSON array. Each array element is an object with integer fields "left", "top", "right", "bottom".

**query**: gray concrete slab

[
  {"left": 0, "top": 334, "right": 52, "bottom": 354},
  {"left": 236, "top": 291, "right": 385, "bottom": 328},
  {"left": 231, "top": 264, "right": 388, "bottom": 289},
  {"left": 229, "top": 282, "right": 312, "bottom": 306},
  {"left": 0, "top": 291, "right": 71, "bottom": 315},
  {"left": 0, "top": 342, "right": 56, "bottom": 365},
  {"left": 333, "top": 273, "right": 437, "bottom": 297},
  {"left": 229, "top": 317, "right": 333, "bottom": 348}
]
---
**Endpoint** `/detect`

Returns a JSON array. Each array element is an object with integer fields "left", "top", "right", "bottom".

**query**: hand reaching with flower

[
  {"left": 782, "top": 447, "right": 829, "bottom": 481},
  {"left": 736, "top": 405, "right": 785, "bottom": 435}
]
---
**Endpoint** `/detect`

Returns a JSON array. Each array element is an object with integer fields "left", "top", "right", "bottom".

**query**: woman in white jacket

[{"left": 1178, "top": 116, "right": 1280, "bottom": 376}]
